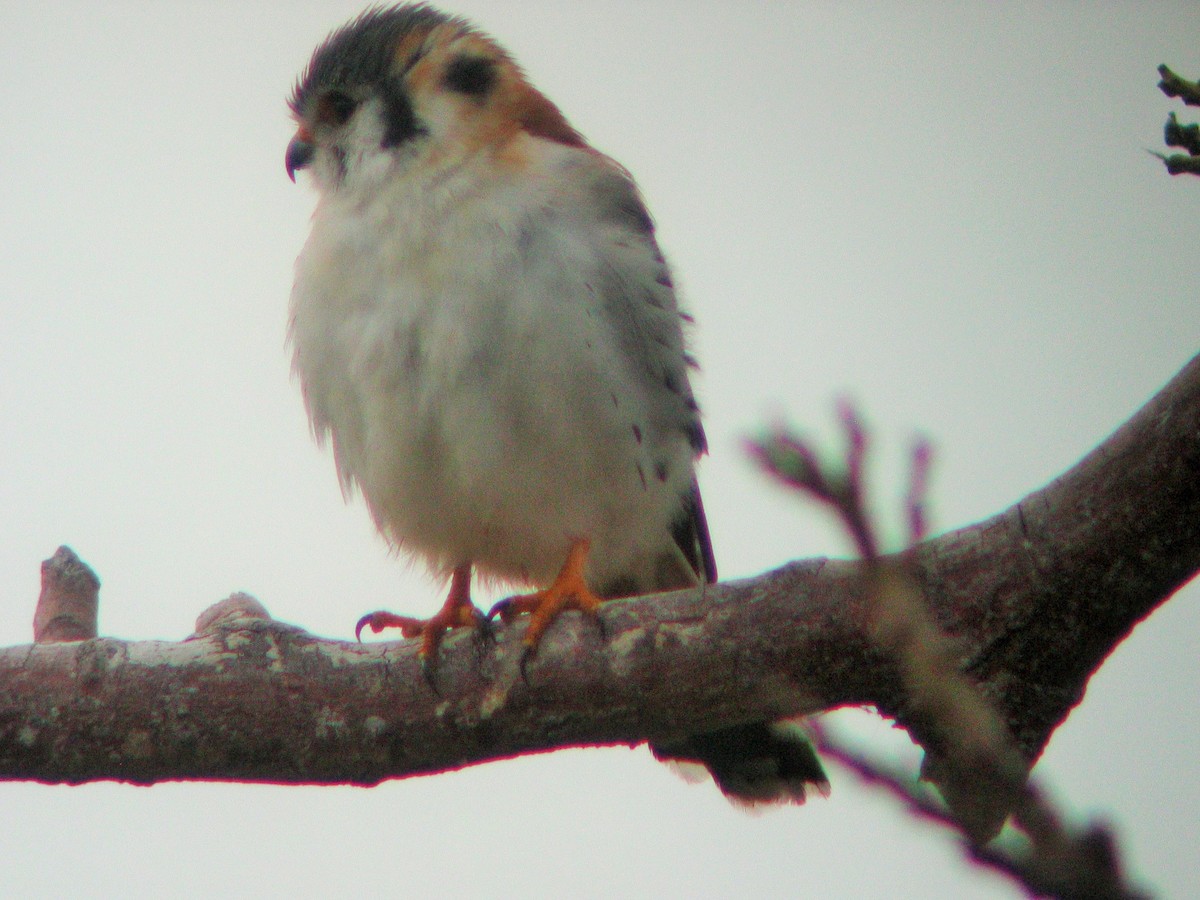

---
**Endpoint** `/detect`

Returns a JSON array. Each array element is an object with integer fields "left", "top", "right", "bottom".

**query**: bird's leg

[
  {"left": 488, "top": 539, "right": 606, "bottom": 676},
  {"left": 355, "top": 563, "right": 489, "bottom": 687}
]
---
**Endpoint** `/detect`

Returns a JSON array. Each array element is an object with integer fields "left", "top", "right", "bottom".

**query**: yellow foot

[
  {"left": 355, "top": 564, "right": 489, "bottom": 690},
  {"left": 487, "top": 540, "right": 607, "bottom": 678}
]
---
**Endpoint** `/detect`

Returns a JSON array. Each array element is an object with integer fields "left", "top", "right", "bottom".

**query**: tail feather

[
  {"left": 651, "top": 720, "right": 829, "bottom": 805},
  {"left": 650, "top": 484, "right": 827, "bottom": 805}
]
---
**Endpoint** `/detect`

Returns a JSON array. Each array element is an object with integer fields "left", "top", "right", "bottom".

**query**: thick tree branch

[{"left": 2, "top": 352, "right": 1198, "bottom": 787}]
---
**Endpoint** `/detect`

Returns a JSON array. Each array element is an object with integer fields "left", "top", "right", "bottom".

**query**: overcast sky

[{"left": 2, "top": 2, "right": 1197, "bottom": 897}]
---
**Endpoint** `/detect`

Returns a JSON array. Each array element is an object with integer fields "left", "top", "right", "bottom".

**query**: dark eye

[
  {"left": 443, "top": 55, "right": 496, "bottom": 97},
  {"left": 317, "top": 90, "right": 357, "bottom": 127}
]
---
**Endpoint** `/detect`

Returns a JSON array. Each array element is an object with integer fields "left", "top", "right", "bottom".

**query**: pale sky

[{"left": 2, "top": 3, "right": 1198, "bottom": 897}]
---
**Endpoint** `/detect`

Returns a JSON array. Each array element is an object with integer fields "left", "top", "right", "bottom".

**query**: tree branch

[{"left": 2, "top": 352, "right": 1198, "bottom": 787}]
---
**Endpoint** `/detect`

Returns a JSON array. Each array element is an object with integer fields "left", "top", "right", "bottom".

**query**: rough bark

[
  {"left": 1, "top": 353, "right": 1198, "bottom": 787},
  {"left": 32, "top": 546, "right": 99, "bottom": 644}
]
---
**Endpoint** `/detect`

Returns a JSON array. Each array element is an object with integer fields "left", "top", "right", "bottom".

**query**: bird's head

[{"left": 286, "top": 3, "right": 586, "bottom": 193}]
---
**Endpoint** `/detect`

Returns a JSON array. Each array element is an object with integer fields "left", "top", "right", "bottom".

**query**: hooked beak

[{"left": 285, "top": 132, "right": 315, "bottom": 182}]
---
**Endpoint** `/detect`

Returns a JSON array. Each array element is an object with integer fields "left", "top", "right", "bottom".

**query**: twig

[
  {"left": 1156, "top": 66, "right": 1200, "bottom": 176},
  {"left": 1157, "top": 64, "right": 1200, "bottom": 107},
  {"left": 751, "top": 400, "right": 1152, "bottom": 897},
  {"left": 813, "top": 724, "right": 1149, "bottom": 900},
  {"left": 1164, "top": 111, "right": 1200, "bottom": 156}
]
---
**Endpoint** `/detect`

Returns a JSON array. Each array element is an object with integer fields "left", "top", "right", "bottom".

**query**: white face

[
  {"left": 289, "top": 25, "right": 496, "bottom": 193},
  {"left": 308, "top": 94, "right": 416, "bottom": 195},
  {"left": 287, "top": 12, "right": 582, "bottom": 200}
]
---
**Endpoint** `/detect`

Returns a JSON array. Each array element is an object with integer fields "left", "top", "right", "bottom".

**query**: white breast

[{"left": 289, "top": 139, "right": 698, "bottom": 591}]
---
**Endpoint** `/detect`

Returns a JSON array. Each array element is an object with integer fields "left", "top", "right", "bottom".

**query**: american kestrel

[{"left": 286, "top": 3, "right": 825, "bottom": 803}]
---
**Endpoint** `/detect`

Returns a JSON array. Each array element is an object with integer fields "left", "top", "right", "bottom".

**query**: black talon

[
  {"left": 487, "top": 597, "right": 513, "bottom": 621},
  {"left": 355, "top": 612, "right": 378, "bottom": 642},
  {"left": 519, "top": 645, "right": 535, "bottom": 685},
  {"left": 419, "top": 653, "right": 442, "bottom": 696}
]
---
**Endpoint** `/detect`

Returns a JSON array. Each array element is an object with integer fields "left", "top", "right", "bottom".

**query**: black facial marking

[
  {"left": 444, "top": 54, "right": 497, "bottom": 96},
  {"left": 317, "top": 90, "right": 357, "bottom": 128},
  {"left": 379, "top": 76, "right": 425, "bottom": 148}
]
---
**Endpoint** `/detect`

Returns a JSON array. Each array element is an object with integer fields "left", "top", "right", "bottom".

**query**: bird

[{"left": 285, "top": 2, "right": 827, "bottom": 804}]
